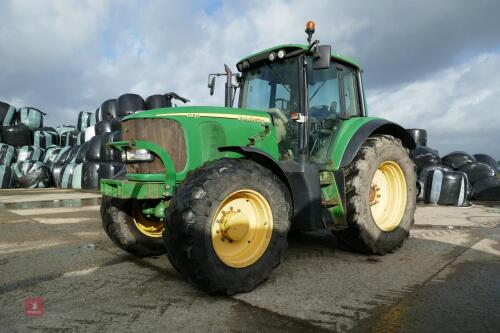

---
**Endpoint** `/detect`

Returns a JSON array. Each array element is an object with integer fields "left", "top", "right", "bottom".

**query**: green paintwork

[
  {"left": 238, "top": 44, "right": 362, "bottom": 70},
  {"left": 100, "top": 179, "right": 167, "bottom": 200},
  {"left": 331, "top": 116, "right": 382, "bottom": 169}
]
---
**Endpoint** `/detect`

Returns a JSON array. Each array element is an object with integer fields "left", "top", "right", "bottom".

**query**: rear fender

[{"left": 338, "top": 119, "right": 415, "bottom": 169}]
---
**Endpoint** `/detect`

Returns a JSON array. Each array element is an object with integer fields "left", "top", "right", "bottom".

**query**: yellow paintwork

[
  {"left": 132, "top": 202, "right": 165, "bottom": 238},
  {"left": 370, "top": 161, "right": 407, "bottom": 232},
  {"left": 154, "top": 112, "right": 270, "bottom": 124},
  {"left": 211, "top": 189, "right": 273, "bottom": 268}
]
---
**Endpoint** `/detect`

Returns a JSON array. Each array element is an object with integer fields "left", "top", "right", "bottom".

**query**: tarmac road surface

[{"left": 0, "top": 189, "right": 499, "bottom": 332}]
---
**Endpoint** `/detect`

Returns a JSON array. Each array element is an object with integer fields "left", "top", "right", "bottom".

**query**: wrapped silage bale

[
  {"left": 16, "top": 107, "right": 45, "bottom": 130},
  {"left": 77, "top": 111, "right": 96, "bottom": 131},
  {"left": 34, "top": 127, "right": 59, "bottom": 149},
  {"left": 12, "top": 161, "right": 50, "bottom": 188}
]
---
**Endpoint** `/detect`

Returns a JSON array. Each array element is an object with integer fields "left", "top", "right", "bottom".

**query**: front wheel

[
  {"left": 333, "top": 135, "right": 416, "bottom": 254},
  {"left": 164, "top": 159, "right": 291, "bottom": 295},
  {"left": 100, "top": 197, "right": 166, "bottom": 256}
]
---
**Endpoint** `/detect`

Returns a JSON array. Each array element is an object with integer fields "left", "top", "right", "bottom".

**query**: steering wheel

[{"left": 274, "top": 98, "right": 289, "bottom": 111}]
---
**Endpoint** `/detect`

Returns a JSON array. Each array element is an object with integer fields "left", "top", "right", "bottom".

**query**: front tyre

[
  {"left": 100, "top": 197, "right": 166, "bottom": 256},
  {"left": 333, "top": 135, "right": 416, "bottom": 254},
  {"left": 164, "top": 159, "right": 291, "bottom": 295}
]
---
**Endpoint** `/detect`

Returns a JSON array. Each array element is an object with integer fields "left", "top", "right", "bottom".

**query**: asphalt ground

[{"left": 0, "top": 189, "right": 499, "bottom": 332}]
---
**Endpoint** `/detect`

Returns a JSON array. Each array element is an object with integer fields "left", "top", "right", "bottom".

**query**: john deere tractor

[{"left": 100, "top": 21, "right": 416, "bottom": 294}]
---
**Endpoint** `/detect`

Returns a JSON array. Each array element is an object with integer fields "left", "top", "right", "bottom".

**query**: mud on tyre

[
  {"left": 101, "top": 196, "right": 166, "bottom": 256},
  {"left": 333, "top": 135, "right": 416, "bottom": 255},
  {"left": 164, "top": 158, "right": 291, "bottom": 295}
]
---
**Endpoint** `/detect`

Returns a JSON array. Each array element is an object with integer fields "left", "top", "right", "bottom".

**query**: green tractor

[{"left": 100, "top": 21, "right": 416, "bottom": 294}]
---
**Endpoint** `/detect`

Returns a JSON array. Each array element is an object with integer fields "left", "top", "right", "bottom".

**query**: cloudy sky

[{"left": 1, "top": 0, "right": 500, "bottom": 158}]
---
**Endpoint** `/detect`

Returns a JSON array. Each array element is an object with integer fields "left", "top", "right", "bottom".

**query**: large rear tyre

[
  {"left": 164, "top": 159, "right": 291, "bottom": 295},
  {"left": 100, "top": 196, "right": 166, "bottom": 256},
  {"left": 333, "top": 135, "right": 416, "bottom": 255}
]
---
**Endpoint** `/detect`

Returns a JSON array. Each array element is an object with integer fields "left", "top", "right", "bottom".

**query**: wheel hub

[
  {"left": 132, "top": 201, "right": 165, "bottom": 238},
  {"left": 370, "top": 161, "right": 407, "bottom": 232},
  {"left": 220, "top": 211, "right": 250, "bottom": 241},
  {"left": 211, "top": 189, "right": 273, "bottom": 268}
]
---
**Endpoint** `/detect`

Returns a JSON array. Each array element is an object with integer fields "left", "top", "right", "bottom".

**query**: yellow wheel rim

[
  {"left": 211, "top": 189, "right": 273, "bottom": 268},
  {"left": 132, "top": 202, "right": 164, "bottom": 238},
  {"left": 370, "top": 161, "right": 407, "bottom": 232}
]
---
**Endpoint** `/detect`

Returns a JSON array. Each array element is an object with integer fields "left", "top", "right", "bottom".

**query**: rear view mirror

[
  {"left": 312, "top": 45, "right": 331, "bottom": 70},
  {"left": 208, "top": 76, "right": 216, "bottom": 96}
]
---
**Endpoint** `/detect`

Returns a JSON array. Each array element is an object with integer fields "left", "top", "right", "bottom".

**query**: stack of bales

[
  {"left": 0, "top": 102, "right": 51, "bottom": 188},
  {"left": 407, "top": 128, "right": 500, "bottom": 205},
  {"left": 0, "top": 92, "right": 178, "bottom": 190}
]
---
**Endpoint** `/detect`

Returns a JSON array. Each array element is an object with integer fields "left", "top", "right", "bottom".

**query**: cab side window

[{"left": 341, "top": 66, "right": 360, "bottom": 117}]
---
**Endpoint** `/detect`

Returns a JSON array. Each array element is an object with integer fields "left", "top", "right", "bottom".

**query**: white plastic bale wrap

[{"left": 84, "top": 126, "right": 96, "bottom": 142}]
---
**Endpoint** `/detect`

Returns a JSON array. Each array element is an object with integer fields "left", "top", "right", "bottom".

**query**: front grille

[{"left": 122, "top": 118, "right": 187, "bottom": 174}]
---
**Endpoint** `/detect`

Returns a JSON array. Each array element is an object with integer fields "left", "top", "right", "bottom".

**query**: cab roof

[{"left": 237, "top": 44, "right": 361, "bottom": 71}]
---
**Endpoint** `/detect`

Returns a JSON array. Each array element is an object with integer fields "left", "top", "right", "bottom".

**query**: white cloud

[{"left": 369, "top": 53, "right": 500, "bottom": 158}]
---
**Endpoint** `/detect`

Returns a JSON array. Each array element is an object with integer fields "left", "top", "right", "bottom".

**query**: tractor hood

[{"left": 121, "top": 106, "right": 280, "bottom": 181}]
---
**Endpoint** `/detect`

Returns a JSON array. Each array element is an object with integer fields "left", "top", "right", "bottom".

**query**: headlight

[{"left": 124, "top": 149, "right": 154, "bottom": 162}]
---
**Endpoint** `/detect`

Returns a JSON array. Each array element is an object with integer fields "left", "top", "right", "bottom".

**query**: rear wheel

[
  {"left": 333, "top": 135, "right": 416, "bottom": 254},
  {"left": 100, "top": 196, "right": 166, "bottom": 256},
  {"left": 164, "top": 158, "right": 291, "bottom": 295}
]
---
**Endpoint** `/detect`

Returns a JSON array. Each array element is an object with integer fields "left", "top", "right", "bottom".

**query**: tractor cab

[{"left": 211, "top": 21, "right": 366, "bottom": 166}]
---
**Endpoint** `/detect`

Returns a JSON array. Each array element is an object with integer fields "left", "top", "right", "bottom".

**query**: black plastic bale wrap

[
  {"left": 58, "top": 163, "right": 77, "bottom": 188},
  {"left": 16, "top": 145, "right": 44, "bottom": 162},
  {"left": 473, "top": 154, "right": 498, "bottom": 171},
  {"left": 410, "top": 146, "right": 441, "bottom": 170},
  {"left": 0, "top": 143, "right": 15, "bottom": 165},
  {"left": 77, "top": 111, "right": 96, "bottom": 131},
  {"left": 0, "top": 101, "right": 16, "bottom": 126},
  {"left": 145, "top": 94, "right": 171, "bottom": 110},
  {"left": 82, "top": 162, "right": 100, "bottom": 190},
  {"left": 53, "top": 146, "right": 74, "bottom": 165},
  {"left": 117, "top": 93, "right": 145, "bottom": 118},
  {"left": 43, "top": 146, "right": 62, "bottom": 165},
  {"left": 458, "top": 162, "right": 497, "bottom": 184},
  {"left": 406, "top": 128, "right": 427, "bottom": 147},
  {"left": 441, "top": 151, "right": 476, "bottom": 170},
  {"left": 12, "top": 161, "right": 50, "bottom": 188},
  {"left": 85, "top": 135, "right": 104, "bottom": 162},
  {"left": 0, "top": 124, "right": 33, "bottom": 147},
  {"left": 75, "top": 142, "right": 90, "bottom": 163},
  {"left": 16, "top": 107, "right": 44, "bottom": 130},
  {"left": 94, "top": 118, "right": 121, "bottom": 136},
  {"left": 34, "top": 127, "right": 59, "bottom": 149},
  {"left": 101, "top": 99, "right": 118, "bottom": 120},
  {"left": 98, "top": 162, "right": 125, "bottom": 181},
  {"left": 95, "top": 107, "right": 102, "bottom": 123},
  {"left": 100, "top": 131, "right": 123, "bottom": 162},
  {"left": 417, "top": 164, "right": 453, "bottom": 199},
  {"left": 473, "top": 177, "right": 500, "bottom": 201},
  {"left": 0, "top": 165, "right": 13, "bottom": 188},
  {"left": 424, "top": 169, "right": 468, "bottom": 206},
  {"left": 60, "top": 130, "right": 78, "bottom": 147},
  {"left": 50, "top": 163, "right": 65, "bottom": 187}
]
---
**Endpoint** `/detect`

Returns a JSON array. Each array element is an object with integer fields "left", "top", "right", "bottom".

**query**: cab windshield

[
  {"left": 239, "top": 57, "right": 300, "bottom": 159},
  {"left": 239, "top": 57, "right": 300, "bottom": 114}
]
